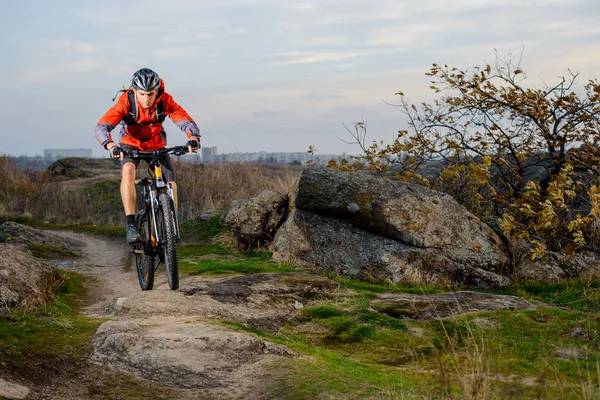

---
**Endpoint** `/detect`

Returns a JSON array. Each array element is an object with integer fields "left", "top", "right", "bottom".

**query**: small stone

[
  {"left": 347, "top": 202, "right": 360, "bottom": 213},
  {"left": 0, "top": 377, "right": 30, "bottom": 400},
  {"left": 472, "top": 318, "right": 498, "bottom": 329},
  {"left": 554, "top": 348, "right": 582, "bottom": 360},
  {"left": 408, "top": 327, "right": 426, "bottom": 337},
  {"left": 570, "top": 327, "right": 587, "bottom": 339}
]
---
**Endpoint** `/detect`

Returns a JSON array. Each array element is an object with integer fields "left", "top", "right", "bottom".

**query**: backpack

[{"left": 112, "top": 87, "right": 166, "bottom": 125}]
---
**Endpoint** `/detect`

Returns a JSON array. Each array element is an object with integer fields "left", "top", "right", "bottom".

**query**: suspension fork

[
  {"left": 167, "top": 183, "right": 181, "bottom": 240},
  {"left": 149, "top": 188, "right": 160, "bottom": 245}
]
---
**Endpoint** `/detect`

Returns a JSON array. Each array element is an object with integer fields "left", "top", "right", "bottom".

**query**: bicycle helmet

[{"left": 131, "top": 68, "right": 161, "bottom": 91}]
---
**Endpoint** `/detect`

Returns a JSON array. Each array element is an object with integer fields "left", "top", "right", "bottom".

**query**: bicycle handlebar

[{"left": 122, "top": 145, "right": 191, "bottom": 159}]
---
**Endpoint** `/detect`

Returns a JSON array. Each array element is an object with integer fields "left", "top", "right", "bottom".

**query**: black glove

[
  {"left": 109, "top": 145, "right": 123, "bottom": 159},
  {"left": 187, "top": 136, "right": 200, "bottom": 151}
]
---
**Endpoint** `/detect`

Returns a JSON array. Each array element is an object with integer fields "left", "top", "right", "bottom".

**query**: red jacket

[{"left": 95, "top": 79, "right": 200, "bottom": 151}]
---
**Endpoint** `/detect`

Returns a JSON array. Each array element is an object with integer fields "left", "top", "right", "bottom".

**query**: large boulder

[
  {"left": 272, "top": 210, "right": 512, "bottom": 289},
  {"left": 0, "top": 244, "right": 63, "bottom": 309},
  {"left": 220, "top": 190, "right": 288, "bottom": 248},
  {"left": 272, "top": 168, "right": 512, "bottom": 289},
  {"left": 294, "top": 168, "right": 509, "bottom": 269}
]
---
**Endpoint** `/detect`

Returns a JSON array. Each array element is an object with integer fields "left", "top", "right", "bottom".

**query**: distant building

[
  {"left": 44, "top": 148, "right": 93, "bottom": 159},
  {"left": 203, "top": 151, "right": 343, "bottom": 165},
  {"left": 201, "top": 146, "right": 218, "bottom": 159}
]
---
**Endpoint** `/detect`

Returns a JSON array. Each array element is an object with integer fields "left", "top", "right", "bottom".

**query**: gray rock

[
  {"left": 554, "top": 348, "right": 583, "bottom": 360},
  {"left": 369, "top": 291, "right": 535, "bottom": 320},
  {"left": 0, "top": 377, "right": 30, "bottom": 400},
  {"left": 92, "top": 320, "right": 294, "bottom": 389},
  {"left": 0, "top": 221, "right": 83, "bottom": 251},
  {"left": 183, "top": 272, "right": 339, "bottom": 332},
  {"left": 0, "top": 244, "right": 63, "bottom": 309},
  {"left": 570, "top": 327, "right": 588, "bottom": 339},
  {"left": 294, "top": 168, "right": 510, "bottom": 269},
  {"left": 516, "top": 247, "right": 600, "bottom": 282},
  {"left": 220, "top": 190, "right": 288, "bottom": 248},
  {"left": 272, "top": 210, "right": 512, "bottom": 289},
  {"left": 196, "top": 209, "right": 220, "bottom": 221}
]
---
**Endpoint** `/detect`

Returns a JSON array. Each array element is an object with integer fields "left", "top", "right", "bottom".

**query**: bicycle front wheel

[
  {"left": 135, "top": 210, "right": 155, "bottom": 291},
  {"left": 157, "top": 192, "right": 179, "bottom": 290}
]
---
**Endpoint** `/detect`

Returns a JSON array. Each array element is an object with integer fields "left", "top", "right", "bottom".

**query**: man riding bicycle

[{"left": 94, "top": 68, "right": 201, "bottom": 244}]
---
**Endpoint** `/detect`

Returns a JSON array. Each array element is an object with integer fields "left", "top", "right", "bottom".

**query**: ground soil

[{"left": 6, "top": 230, "right": 293, "bottom": 400}]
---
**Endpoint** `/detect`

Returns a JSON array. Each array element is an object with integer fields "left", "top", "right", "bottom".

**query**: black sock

[{"left": 126, "top": 214, "right": 136, "bottom": 226}]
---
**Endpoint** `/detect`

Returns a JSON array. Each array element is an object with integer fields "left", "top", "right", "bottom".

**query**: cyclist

[{"left": 94, "top": 68, "right": 201, "bottom": 244}]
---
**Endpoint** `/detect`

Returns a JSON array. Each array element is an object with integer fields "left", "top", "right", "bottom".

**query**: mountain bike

[{"left": 125, "top": 146, "right": 189, "bottom": 291}]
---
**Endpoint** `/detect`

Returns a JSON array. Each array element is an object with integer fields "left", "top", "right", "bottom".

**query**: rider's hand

[
  {"left": 187, "top": 136, "right": 200, "bottom": 153},
  {"left": 107, "top": 143, "right": 123, "bottom": 160}
]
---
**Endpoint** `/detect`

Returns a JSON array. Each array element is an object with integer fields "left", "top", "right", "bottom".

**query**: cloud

[
  {"left": 302, "top": 93, "right": 346, "bottom": 101},
  {"left": 253, "top": 109, "right": 297, "bottom": 119},
  {"left": 265, "top": 50, "right": 365, "bottom": 65},
  {"left": 10, "top": 60, "right": 127, "bottom": 85},
  {"left": 35, "top": 38, "right": 96, "bottom": 55}
]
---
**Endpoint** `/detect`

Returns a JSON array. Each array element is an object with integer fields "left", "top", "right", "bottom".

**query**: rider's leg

[
  {"left": 121, "top": 162, "right": 137, "bottom": 215},
  {"left": 121, "top": 161, "right": 142, "bottom": 244}
]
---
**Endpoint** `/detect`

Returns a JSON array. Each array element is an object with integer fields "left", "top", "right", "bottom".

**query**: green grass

[
  {"left": 501, "top": 280, "right": 600, "bottom": 313},
  {"left": 178, "top": 243, "right": 298, "bottom": 275},
  {"left": 80, "top": 180, "right": 122, "bottom": 214},
  {"left": 179, "top": 214, "right": 222, "bottom": 241},
  {"left": 221, "top": 269, "right": 599, "bottom": 399},
  {"left": 221, "top": 321, "right": 430, "bottom": 399},
  {"left": 333, "top": 275, "right": 445, "bottom": 296},
  {"left": 27, "top": 243, "right": 80, "bottom": 259},
  {"left": 0, "top": 271, "right": 102, "bottom": 359},
  {"left": 0, "top": 215, "right": 124, "bottom": 237}
]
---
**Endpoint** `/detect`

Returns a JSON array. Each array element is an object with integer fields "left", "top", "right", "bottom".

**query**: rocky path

[
  {"left": 30, "top": 230, "right": 338, "bottom": 400},
  {"left": 2, "top": 222, "right": 545, "bottom": 399}
]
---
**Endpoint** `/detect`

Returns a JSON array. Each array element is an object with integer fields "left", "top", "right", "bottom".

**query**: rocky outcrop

[
  {"left": 271, "top": 168, "right": 512, "bottom": 289},
  {"left": 221, "top": 167, "right": 600, "bottom": 288},
  {"left": 294, "top": 168, "right": 508, "bottom": 267},
  {"left": 370, "top": 291, "right": 536, "bottom": 320},
  {"left": 219, "top": 190, "right": 288, "bottom": 248},
  {"left": 0, "top": 244, "right": 63, "bottom": 309},
  {"left": 92, "top": 319, "right": 295, "bottom": 389},
  {"left": 101, "top": 272, "right": 340, "bottom": 333},
  {"left": 516, "top": 248, "right": 600, "bottom": 282},
  {"left": 271, "top": 210, "right": 512, "bottom": 289},
  {"left": 90, "top": 272, "right": 338, "bottom": 389},
  {"left": 45, "top": 157, "right": 119, "bottom": 179},
  {"left": 0, "top": 221, "right": 83, "bottom": 251},
  {"left": 0, "top": 222, "right": 83, "bottom": 309}
]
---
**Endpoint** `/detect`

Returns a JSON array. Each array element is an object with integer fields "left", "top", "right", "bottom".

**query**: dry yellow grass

[{"left": 0, "top": 156, "right": 301, "bottom": 225}]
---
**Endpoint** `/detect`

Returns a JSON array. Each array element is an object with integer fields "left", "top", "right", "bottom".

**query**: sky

[{"left": 0, "top": 0, "right": 599, "bottom": 158}]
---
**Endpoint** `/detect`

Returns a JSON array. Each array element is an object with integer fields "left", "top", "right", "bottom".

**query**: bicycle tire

[
  {"left": 158, "top": 192, "right": 179, "bottom": 290},
  {"left": 135, "top": 210, "right": 155, "bottom": 291}
]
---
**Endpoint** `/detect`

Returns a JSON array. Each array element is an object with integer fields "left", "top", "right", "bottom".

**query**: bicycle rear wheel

[
  {"left": 135, "top": 210, "right": 155, "bottom": 291},
  {"left": 157, "top": 192, "right": 179, "bottom": 290}
]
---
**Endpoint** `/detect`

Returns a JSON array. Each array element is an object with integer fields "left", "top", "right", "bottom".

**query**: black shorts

[{"left": 119, "top": 144, "right": 176, "bottom": 182}]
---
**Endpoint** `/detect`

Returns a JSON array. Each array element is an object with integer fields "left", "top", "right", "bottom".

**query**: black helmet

[{"left": 131, "top": 68, "right": 160, "bottom": 91}]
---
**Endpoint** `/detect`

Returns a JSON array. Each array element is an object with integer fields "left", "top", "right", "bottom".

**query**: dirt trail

[{"left": 29, "top": 230, "right": 332, "bottom": 400}]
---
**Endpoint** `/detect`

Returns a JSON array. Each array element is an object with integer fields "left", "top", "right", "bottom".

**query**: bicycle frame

[
  {"left": 129, "top": 146, "right": 188, "bottom": 256},
  {"left": 143, "top": 160, "right": 180, "bottom": 249},
  {"left": 127, "top": 145, "right": 191, "bottom": 291}
]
